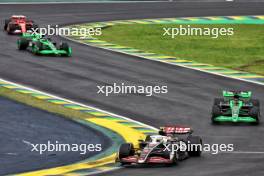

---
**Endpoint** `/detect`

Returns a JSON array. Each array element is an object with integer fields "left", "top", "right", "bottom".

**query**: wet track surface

[
  {"left": 0, "top": 96, "right": 110, "bottom": 175},
  {"left": 0, "top": 2, "right": 264, "bottom": 175}
]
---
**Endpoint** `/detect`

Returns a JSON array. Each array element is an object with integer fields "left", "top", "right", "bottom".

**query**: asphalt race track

[
  {"left": 0, "top": 1, "right": 264, "bottom": 176},
  {"left": 0, "top": 96, "right": 111, "bottom": 175}
]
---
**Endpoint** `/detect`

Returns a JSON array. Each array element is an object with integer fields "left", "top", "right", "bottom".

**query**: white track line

[
  {"left": 229, "top": 151, "right": 264, "bottom": 154},
  {"left": 0, "top": 1, "right": 166, "bottom": 5},
  {"left": 219, "top": 151, "right": 264, "bottom": 154},
  {"left": 0, "top": 78, "right": 158, "bottom": 131},
  {"left": 2, "top": 17, "right": 263, "bottom": 175},
  {"left": 61, "top": 35, "right": 264, "bottom": 87},
  {"left": 0, "top": 77, "right": 157, "bottom": 175}
]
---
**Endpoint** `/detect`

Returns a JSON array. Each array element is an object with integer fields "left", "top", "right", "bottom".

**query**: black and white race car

[{"left": 116, "top": 125, "right": 202, "bottom": 166}]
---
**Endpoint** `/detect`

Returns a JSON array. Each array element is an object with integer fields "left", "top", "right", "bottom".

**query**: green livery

[
  {"left": 211, "top": 91, "right": 260, "bottom": 124},
  {"left": 17, "top": 33, "right": 72, "bottom": 57}
]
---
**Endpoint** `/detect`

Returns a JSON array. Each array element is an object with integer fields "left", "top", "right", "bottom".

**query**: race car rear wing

[
  {"left": 223, "top": 91, "right": 252, "bottom": 100},
  {"left": 159, "top": 126, "right": 192, "bottom": 135}
]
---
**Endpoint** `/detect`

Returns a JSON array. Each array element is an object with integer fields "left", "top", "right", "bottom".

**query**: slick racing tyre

[
  {"left": 213, "top": 98, "right": 224, "bottom": 106},
  {"left": 60, "top": 42, "right": 71, "bottom": 57},
  {"left": 118, "top": 143, "right": 135, "bottom": 164},
  {"left": 17, "top": 38, "right": 29, "bottom": 50},
  {"left": 251, "top": 99, "right": 260, "bottom": 107},
  {"left": 187, "top": 136, "right": 202, "bottom": 157},
  {"left": 7, "top": 24, "right": 17, "bottom": 34},
  {"left": 4, "top": 19, "right": 11, "bottom": 31},
  {"left": 27, "top": 23, "right": 39, "bottom": 32},
  {"left": 211, "top": 105, "right": 222, "bottom": 124},
  {"left": 249, "top": 107, "right": 260, "bottom": 124}
]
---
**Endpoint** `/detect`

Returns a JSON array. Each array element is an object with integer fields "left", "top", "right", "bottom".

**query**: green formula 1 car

[
  {"left": 17, "top": 33, "right": 72, "bottom": 57},
  {"left": 211, "top": 91, "right": 260, "bottom": 124}
]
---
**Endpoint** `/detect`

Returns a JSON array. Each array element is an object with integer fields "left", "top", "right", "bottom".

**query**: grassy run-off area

[{"left": 97, "top": 24, "right": 264, "bottom": 75}]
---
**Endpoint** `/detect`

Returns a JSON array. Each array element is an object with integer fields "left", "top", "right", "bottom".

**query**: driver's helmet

[
  {"left": 234, "top": 94, "right": 240, "bottom": 105},
  {"left": 234, "top": 94, "right": 239, "bottom": 99}
]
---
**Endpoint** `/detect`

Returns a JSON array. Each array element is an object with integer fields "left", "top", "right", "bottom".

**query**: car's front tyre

[
  {"left": 118, "top": 143, "right": 135, "bottom": 165},
  {"left": 60, "top": 42, "right": 72, "bottom": 57},
  {"left": 17, "top": 38, "right": 29, "bottom": 50},
  {"left": 211, "top": 105, "right": 222, "bottom": 124}
]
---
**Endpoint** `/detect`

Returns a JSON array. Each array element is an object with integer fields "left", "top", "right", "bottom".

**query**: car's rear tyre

[
  {"left": 31, "top": 23, "right": 39, "bottom": 32},
  {"left": 17, "top": 38, "right": 29, "bottom": 50},
  {"left": 7, "top": 24, "right": 17, "bottom": 34},
  {"left": 60, "top": 42, "right": 71, "bottom": 57},
  {"left": 187, "top": 136, "right": 202, "bottom": 157},
  {"left": 249, "top": 107, "right": 260, "bottom": 124},
  {"left": 4, "top": 19, "right": 10, "bottom": 31},
  {"left": 26, "top": 23, "right": 38, "bottom": 31},
  {"left": 251, "top": 99, "right": 260, "bottom": 107},
  {"left": 118, "top": 143, "right": 134, "bottom": 165}
]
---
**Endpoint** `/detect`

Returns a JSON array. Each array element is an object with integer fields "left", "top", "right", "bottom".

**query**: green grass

[{"left": 97, "top": 24, "right": 264, "bottom": 75}]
